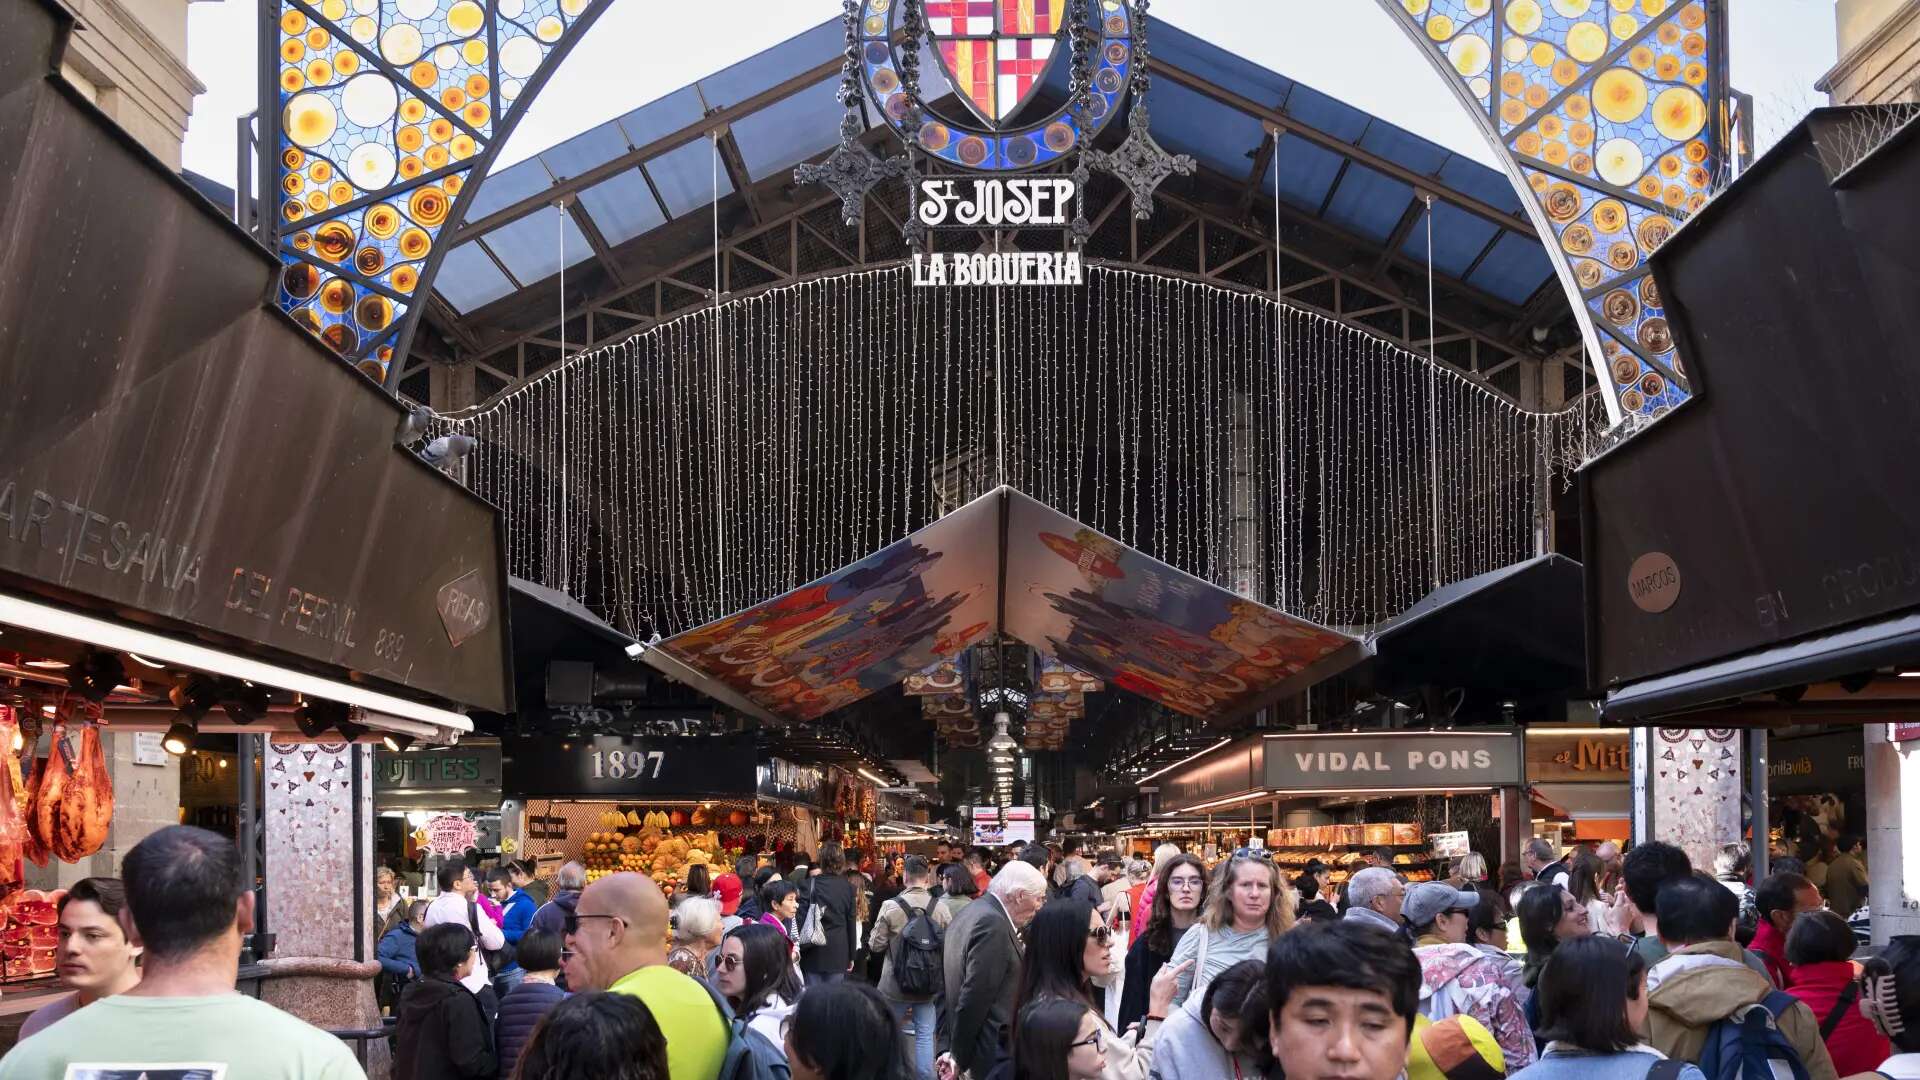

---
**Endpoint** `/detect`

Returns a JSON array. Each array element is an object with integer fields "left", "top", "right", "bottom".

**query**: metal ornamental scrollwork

[
  {"left": 795, "top": 0, "right": 911, "bottom": 226},
  {"left": 1083, "top": 0, "right": 1192, "bottom": 220}
]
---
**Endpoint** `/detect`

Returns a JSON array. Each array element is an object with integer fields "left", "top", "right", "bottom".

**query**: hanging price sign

[{"left": 424, "top": 814, "right": 479, "bottom": 856}]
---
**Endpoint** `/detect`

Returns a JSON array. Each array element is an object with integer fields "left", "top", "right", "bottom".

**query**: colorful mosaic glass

[
  {"left": 267, "top": 0, "right": 603, "bottom": 381},
  {"left": 1387, "top": 0, "right": 1727, "bottom": 421}
]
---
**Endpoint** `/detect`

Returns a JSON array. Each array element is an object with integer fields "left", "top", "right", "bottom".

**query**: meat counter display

[{"left": 0, "top": 705, "right": 116, "bottom": 983}]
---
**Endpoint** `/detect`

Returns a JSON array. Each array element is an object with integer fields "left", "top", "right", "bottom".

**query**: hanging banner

[{"left": 424, "top": 814, "right": 479, "bottom": 856}]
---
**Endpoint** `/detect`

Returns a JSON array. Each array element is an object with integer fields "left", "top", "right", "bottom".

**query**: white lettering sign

[
  {"left": 917, "top": 178, "right": 1076, "bottom": 229},
  {"left": 910, "top": 252, "right": 1083, "bottom": 288}
]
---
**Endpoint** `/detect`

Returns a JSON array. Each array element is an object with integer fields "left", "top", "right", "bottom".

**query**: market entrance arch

[{"left": 262, "top": 0, "right": 1727, "bottom": 425}]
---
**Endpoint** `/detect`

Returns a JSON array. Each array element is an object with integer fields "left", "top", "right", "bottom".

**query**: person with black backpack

[
  {"left": 869, "top": 855, "right": 952, "bottom": 1080},
  {"left": 1644, "top": 874, "right": 1838, "bottom": 1080}
]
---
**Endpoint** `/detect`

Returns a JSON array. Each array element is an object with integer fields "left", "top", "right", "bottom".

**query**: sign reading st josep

[{"left": 911, "top": 177, "right": 1084, "bottom": 287}]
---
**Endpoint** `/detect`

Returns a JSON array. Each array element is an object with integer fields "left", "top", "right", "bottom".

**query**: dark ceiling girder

[
  {"left": 1147, "top": 59, "right": 1536, "bottom": 237},
  {"left": 563, "top": 195, "right": 628, "bottom": 287},
  {"left": 450, "top": 56, "right": 844, "bottom": 244}
]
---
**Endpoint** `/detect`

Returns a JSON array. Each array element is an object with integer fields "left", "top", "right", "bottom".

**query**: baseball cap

[
  {"left": 1403, "top": 882, "right": 1480, "bottom": 927},
  {"left": 713, "top": 872, "right": 743, "bottom": 916}
]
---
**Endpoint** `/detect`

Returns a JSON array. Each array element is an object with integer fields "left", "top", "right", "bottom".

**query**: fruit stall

[{"left": 504, "top": 735, "right": 881, "bottom": 887}]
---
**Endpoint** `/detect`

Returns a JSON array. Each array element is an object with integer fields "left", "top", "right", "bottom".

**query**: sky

[{"left": 182, "top": 0, "right": 1844, "bottom": 194}]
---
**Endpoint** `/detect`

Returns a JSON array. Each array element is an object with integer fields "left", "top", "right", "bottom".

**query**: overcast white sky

[{"left": 182, "top": 0, "right": 1843, "bottom": 190}]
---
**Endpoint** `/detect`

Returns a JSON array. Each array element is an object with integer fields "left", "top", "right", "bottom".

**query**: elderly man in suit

[{"left": 938, "top": 859, "right": 1049, "bottom": 1078}]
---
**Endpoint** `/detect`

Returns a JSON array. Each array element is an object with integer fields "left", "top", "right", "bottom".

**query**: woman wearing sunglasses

[
  {"left": 1117, "top": 854, "right": 1206, "bottom": 1034},
  {"left": 1011, "top": 998, "right": 1110, "bottom": 1080},
  {"left": 1009, "top": 900, "right": 1184, "bottom": 1080},
  {"left": 715, "top": 922, "right": 804, "bottom": 1054}
]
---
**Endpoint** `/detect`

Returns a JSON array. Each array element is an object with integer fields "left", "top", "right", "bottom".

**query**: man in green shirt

[
  {"left": 0, "top": 825, "right": 365, "bottom": 1080},
  {"left": 566, "top": 872, "right": 727, "bottom": 1080}
]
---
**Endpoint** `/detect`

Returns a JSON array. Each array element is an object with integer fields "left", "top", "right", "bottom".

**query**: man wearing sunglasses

[{"left": 564, "top": 872, "right": 727, "bottom": 1080}]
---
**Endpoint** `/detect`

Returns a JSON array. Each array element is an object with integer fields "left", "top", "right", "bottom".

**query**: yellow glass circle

[
  {"left": 424, "top": 144, "right": 450, "bottom": 168},
  {"left": 1569, "top": 121, "right": 1594, "bottom": 146},
  {"left": 1465, "top": 0, "right": 1492, "bottom": 13},
  {"left": 1641, "top": 0, "right": 1667, "bottom": 11},
  {"left": 399, "top": 155, "right": 424, "bottom": 179},
  {"left": 443, "top": 174, "right": 464, "bottom": 195},
  {"left": 1654, "top": 54, "right": 1681, "bottom": 80},
  {"left": 1680, "top": 2, "right": 1705, "bottom": 27},
  {"left": 465, "top": 74, "right": 490, "bottom": 98},
  {"left": 280, "top": 68, "right": 305, "bottom": 92},
  {"left": 282, "top": 172, "right": 304, "bottom": 195},
  {"left": 1551, "top": 0, "right": 1590, "bottom": 13},
  {"left": 1595, "top": 136, "right": 1645, "bottom": 185},
  {"left": 1611, "top": 13, "right": 1638, "bottom": 37},
  {"left": 1683, "top": 62, "right": 1707, "bottom": 86},
  {"left": 313, "top": 220, "right": 355, "bottom": 261},
  {"left": 304, "top": 27, "right": 329, "bottom": 50},
  {"left": 309, "top": 159, "right": 332, "bottom": 182},
  {"left": 1503, "top": 35, "right": 1529, "bottom": 63},
  {"left": 321, "top": 0, "right": 346, "bottom": 18},
  {"left": 1638, "top": 175, "right": 1662, "bottom": 197},
  {"left": 1500, "top": 99, "right": 1527, "bottom": 124},
  {"left": 1593, "top": 68, "right": 1648, "bottom": 123},
  {"left": 281, "top": 39, "right": 305, "bottom": 62},
  {"left": 1571, "top": 152, "right": 1593, "bottom": 174},
  {"left": 536, "top": 15, "right": 564, "bottom": 40},
  {"left": 1565, "top": 94, "right": 1591, "bottom": 119},
  {"left": 450, "top": 133, "right": 477, "bottom": 158},
  {"left": 1653, "top": 86, "right": 1706, "bottom": 140},
  {"left": 1565, "top": 21, "right": 1607, "bottom": 63},
  {"left": 1530, "top": 41, "right": 1554, "bottom": 68},
  {"left": 1658, "top": 22, "right": 1681, "bottom": 44},
  {"left": 1515, "top": 131, "right": 1542, "bottom": 156},
  {"left": 1449, "top": 34, "right": 1491, "bottom": 77},
  {"left": 279, "top": 9, "right": 306, "bottom": 34},
  {"left": 305, "top": 58, "right": 333, "bottom": 85},
  {"left": 397, "top": 125, "right": 424, "bottom": 151},
  {"left": 410, "top": 61, "right": 437, "bottom": 88},
  {"left": 1426, "top": 14, "right": 1454, "bottom": 40},
  {"left": 1591, "top": 199, "right": 1627, "bottom": 232},
  {"left": 427, "top": 117, "right": 454, "bottom": 143},
  {"left": 440, "top": 87, "right": 466, "bottom": 110},
  {"left": 1552, "top": 58, "right": 1579, "bottom": 86},
  {"left": 397, "top": 227, "right": 432, "bottom": 260},
  {"left": 284, "top": 92, "right": 337, "bottom": 148},
  {"left": 400, "top": 99, "right": 427, "bottom": 123},
  {"left": 335, "top": 51, "right": 359, "bottom": 76},
  {"left": 305, "top": 190, "right": 329, "bottom": 211},
  {"left": 319, "top": 278, "right": 354, "bottom": 315},
  {"left": 1658, "top": 153, "right": 1681, "bottom": 177},
  {"left": 463, "top": 39, "right": 488, "bottom": 65},
  {"left": 1539, "top": 115, "right": 1564, "bottom": 138},
  {"left": 1524, "top": 83, "right": 1550, "bottom": 108},
  {"left": 408, "top": 185, "right": 450, "bottom": 226},
  {"left": 328, "top": 180, "right": 352, "bottom": 204},
  {"left": 350, "top": 15, "right": 376, "bottom": 41},
  {"left": 391, "top": 265, "right": 419, "bottom": 293},
  {"left": 463, "top": 101, "right": 489, "bottom": 126},
  {"left": 1506, "top": 0, "right": 1543, "bottom": 35},
  {"left": 446, "top": 0, "right": 485, "bottom": 34},
  {"left": 1403, "top": 0, "right": 1430, "bottom": 12},
  {"left": 366, "top": 203, "right": 401, "bottom": 239},
  {"left": 1542, "top": 140, "right": 1569, "bottom": 165},
  {"left": 1628, "top": 45, "right": 1654, "bottom": 69}
]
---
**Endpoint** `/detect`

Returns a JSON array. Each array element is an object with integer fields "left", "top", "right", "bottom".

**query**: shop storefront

[
  {"left": 503, "top": 736, "right": 878, "bottom": 893},
  {"left": 1767, "top": 729, "right": 1866, "bottom": 863},
  {"left": 1525, "top": 729, "right": 1632, "bottom": 845},
  {"left": 374, "top": 743, "right": 505, "bottom": 889},
  {"left": 1149, "top": 730, "right": 1524, "bottom": 888}
]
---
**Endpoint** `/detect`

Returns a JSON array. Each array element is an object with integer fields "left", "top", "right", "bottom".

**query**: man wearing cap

[{"left": 1406, "top": 882, "right": 1535, "bottom": 1071}]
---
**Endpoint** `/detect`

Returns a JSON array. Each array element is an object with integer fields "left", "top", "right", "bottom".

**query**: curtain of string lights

[{"left": 436, "top": 264, "right": 1604, "bottom": 638}]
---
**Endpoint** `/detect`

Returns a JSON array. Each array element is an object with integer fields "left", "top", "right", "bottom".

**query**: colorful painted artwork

[
  {"left": 658, "top": 493, "right": 998, "bottom": 722},
  {"left": 1003, "top": 492, "right": 1357, "bottom": 718},
  {"left": 1652, "top": 727, "right": 1741, "bottom": 873},
  {"left": 904, "top": 653, "right": 970, "bottom": 696}
]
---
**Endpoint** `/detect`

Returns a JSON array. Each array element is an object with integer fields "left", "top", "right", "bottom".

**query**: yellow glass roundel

[
  {"left": 1551, "top": 0, "right": 1591, "bottom": 13},
  {"left": 1402, "top": 0, "right": 1429, "bottom": 13},
  {"left": 1449, "top": 34, "right": 1491, "bottom": 77},
  {"left": 1565, "top": 21, "right": 1607, "bottom": 63},
  {"left": 446, "top": 0, "right": 484, "bottom": 35},
  {"left": 1592, "top": 68, "right": 1649, "bottom": 123},
  {"left": 1505, "top": 0, "right": 1543, "bottom": 35},
  {"left": 1595, "top": 136, "right": 1646, "bottom": 186},
  {"left": 284, "top": 92, "right": 337, "bottom": 149},
  {"left": 1653, "top": 86, "right": 1707, "bottom": 140}
]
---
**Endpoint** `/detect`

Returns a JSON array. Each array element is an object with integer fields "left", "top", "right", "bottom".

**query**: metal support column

[{"left": 1747, "top": 729, "right": 1769, "bottom": 881}]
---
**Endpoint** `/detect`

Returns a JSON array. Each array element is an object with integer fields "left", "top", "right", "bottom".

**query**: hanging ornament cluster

[
  {"left": 1083, "top": 0, "right": 1194, "bottom": 220},
  {"left": 794, "top": 0, "right": 910, "bottom": 228},
  {"left": 432, "top": 266, "right": 1596, "bottom": 644}
]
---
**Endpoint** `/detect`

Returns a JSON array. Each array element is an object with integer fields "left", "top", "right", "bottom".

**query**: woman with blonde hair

[
  {"left": 1453, "top": 852, "right": 1489, "bottom": 888},
  {"left": 1164, "top": 854, "right": 1293, "bottom": 1009}
]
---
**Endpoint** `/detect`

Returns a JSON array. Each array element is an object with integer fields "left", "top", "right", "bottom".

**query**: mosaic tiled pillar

[
  {"left": 1647, "top": 727, "right": 1741, "bottom": 872},
  {"left": 262, "top": 740, "right": 384, "bottom": 1067}
]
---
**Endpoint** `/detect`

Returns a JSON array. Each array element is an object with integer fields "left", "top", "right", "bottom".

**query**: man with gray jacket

[
  {"left": 939, "top": 860, "right": 1048, "bottom": 1079},
  {"left": 871, "top": 856, "right": 953, "bottom": 1080}
]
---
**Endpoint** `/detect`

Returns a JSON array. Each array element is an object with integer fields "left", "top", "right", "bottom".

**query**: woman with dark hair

[
  {"left": 1013, "top": 901, "right": 1175, "bottom": 1080},
  {"left": 716, "top": 921, "right": 804, "bottom": 1051},
  {"left": 18, "top": 878, "right": 142, "bottom": 1039},
  {"left": 1164, "top": 855, "right": 1293, "bottom": 1009},
  {"left": 1293, "top": 861, "right": 1330, "bottom": 908},
  {"left": 938, "top": 863, "right": 978, "bottom": 923},
  {"left": 1117, "top": 854, "right": 1205, "bottom": 1034},
  {"left": 683, "top": 862, "right": 712, "bottom": 901},
  {"left": 760, "top": 879, "right": 803, "bottom": 947},
  {"left": 512, "top": 991, "right": 669, "bottom": 1080},
  {"left": 496, "top": 928, "right": 568, "bottom": 1077},
  {"left": 1567, "top": 849, "right": 1619, "bottom": 936},
  {"left": 1010, "top": 998, "right": 1109, "bottom": 1080},
  {"left": 737, "top": 866, "right": 782, "bottom": 923},
  {"left": 1145, "top": 958, "right": 1267, "bottom": 1080},
  {"left": 784, "top": 980, "right": 913, "bottom": 1080},
  {"left": 1785, "top": 909, "right": 1889, "bottom": 1075},
  {"left": 1509, "top": 935, "right": 1703, "bottom": 1080},
  {"left": 801, "top": 841, "right": 860, "bottom": 985},
  {"left": 394, "top": 922, "right": 496, "bottom": 1079},
  {"left": 1518, "top": 884, "right": 1593, "bottom": 1042}
]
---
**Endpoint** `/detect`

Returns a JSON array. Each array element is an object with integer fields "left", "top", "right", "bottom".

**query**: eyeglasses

[
  {"left": 716, "top": 953, "right": 745, "bottom": 971},
  {"left": 1069, "top": 1029, "right": 1104, "bottom": 1051},
  {"left": 1087, "top": 926, "right": 1112, "bottom": 945},
  {"left": 1167, "top": 876, "right": 1204, "bottom": 891},
  {"left": 564, "top": 913, "right": 625, "bottom": 936}
]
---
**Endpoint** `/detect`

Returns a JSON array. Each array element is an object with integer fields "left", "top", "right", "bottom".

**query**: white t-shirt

[{"left": 424, "top": 892, "right": 504, "bottom": 994}]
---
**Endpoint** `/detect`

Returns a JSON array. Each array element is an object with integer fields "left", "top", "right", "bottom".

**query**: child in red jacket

[{"left": 1786, "top": 910, "right": 1889, "bottom": 1077}]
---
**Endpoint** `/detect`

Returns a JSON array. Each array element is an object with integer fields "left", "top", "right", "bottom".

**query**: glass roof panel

[
  {"left": 483, "top": 205, "right": 594, "bottom": 284},
  {"left": 1320, "top": 162, "right": 1415, "bottom": 243},
  {"left": 729, "top": 76, "right": 840, "bottom": 181},
  {"left": 1467, "top": 231, "right": 1555, "bottom": 306},
  {"left": 1150, "top": 80, "right": 1266, "bottom": 179},
  {"left": 576, "top": 167, "right": 668, "bottom": 246},
  {"left": 435, "top": 242, "right": 519, "bottom": 313},
  {"left": 1267, "top": 131, "right": 1346, "bottom": 212},
  {"left": 647, "top": 138, "right": 736, "bottom": 219},
  {"left": 1398, "top": 198, "right": 1501, "bottom": 280}
]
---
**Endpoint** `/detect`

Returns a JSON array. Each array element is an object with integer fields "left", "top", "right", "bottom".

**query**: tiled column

[
  {"left": 1647, "top": 728, "right": 1743, "bottom": 872},
  {"left": 262, "top": 740, "right": 385, "bottom": 1075}
]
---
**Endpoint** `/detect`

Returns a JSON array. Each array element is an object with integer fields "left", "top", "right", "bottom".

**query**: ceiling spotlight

[
  {"left": 124, "top": 653, "right": 166, "bottom": 670},
  {"left": 22, "top": 660, "right": 68, "bottom": 670},
  {"left": 336, "top": 718, "right": 369, "bottom": 742},
  {"left": 382, "top": 732, "right": 413, "bottom": 753},
  {"left": 294, "top": 700, "right": 347, "bottom": 739},
  {"left": 162, "top": 715, "right": 197, "bottom": 756}
]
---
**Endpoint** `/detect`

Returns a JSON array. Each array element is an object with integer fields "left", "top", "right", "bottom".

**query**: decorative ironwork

[
  {"left": 796, "top": 0, "right": 910, "bottom": 226},
  {"left": 1086, "top": 0, "right": 1192, "bottom": 219},
  {"left": 1066, "top": 0, "right": 1097, "bottom": 242}
]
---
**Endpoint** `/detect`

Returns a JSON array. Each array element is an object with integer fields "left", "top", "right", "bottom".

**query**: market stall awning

[
  {"left": 1368, "top": 554, "right": 1585, "bottom": 699},
  {"left": 0, "top": 2, "right": 513, "bottom": 737},
  {"left": 1603, "top": 609, "right": 1920, "bottom": 724},
  {"left": 647, "top": 487, "right": 1363, "bottom": 724}
]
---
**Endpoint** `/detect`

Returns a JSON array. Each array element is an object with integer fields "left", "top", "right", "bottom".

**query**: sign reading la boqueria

[{"left": 910, "top": 177, "right": 1085, "bottom": 287}]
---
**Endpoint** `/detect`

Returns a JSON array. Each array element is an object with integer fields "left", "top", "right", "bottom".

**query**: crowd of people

[{"left": 0, "top": 829, "right": 1911, "bottom": 1080}]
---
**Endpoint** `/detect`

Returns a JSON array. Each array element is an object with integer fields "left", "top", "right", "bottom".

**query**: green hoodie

[{"left": 1643, "top": 940, "right": 1838, "bottom": 1080}]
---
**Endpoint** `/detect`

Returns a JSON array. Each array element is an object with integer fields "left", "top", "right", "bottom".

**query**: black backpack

[{"left": 888, "top": 898, "right": 944, "bottom": 997}]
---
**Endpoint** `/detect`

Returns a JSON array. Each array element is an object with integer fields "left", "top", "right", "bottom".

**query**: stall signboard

[
  {"left": 972, "top": 806, "right": 1003, "bottom": 846},
  {"left": 424, "top": 814, "right": 478, "bottom": 856},
  {"left": 1430, "top": 831, "right": 1472, "bottom": 858},
  {"left": 1525, "top": 731, "right": 1631, "bottom": 783},
  {"left": 502, "top": 735, "right": 756, "bottom": 798},
  {"left": 1896, "top": 724, "right": 1920, "bottom": 743},
  {"left": 1261, "top": 732, "right": 1522, "bottom": 792},
  {"left": 377, "top": 745, "right": 502, "bottom": 793},
  {"left": 1768, "top": 731, "right": 1865, "bottom": 795},
  {"left": 1157, "top": 737, "right": 1265, "bottom": 811},
  {"left": 757, "top": 757, "right": 830, "bottom": 809},
  {"left": 1003, "top": 806, "right": 1036, "bottom": 845}
]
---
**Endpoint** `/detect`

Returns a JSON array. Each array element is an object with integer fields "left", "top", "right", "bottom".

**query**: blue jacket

[
  {"left": 378, "top": 922, "right": 420, "bottom": 980},
  {"left": 500, "top": 889, "right": 536, "bottom": 945},
  {"left": 494, "top": 979, "right": 566, "bottom": 1079},
  {"left": 528, "top": 889, "right": 578, "bottom": 939}
]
